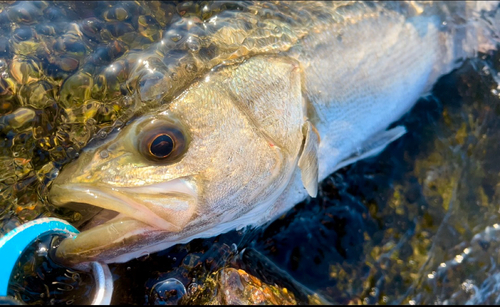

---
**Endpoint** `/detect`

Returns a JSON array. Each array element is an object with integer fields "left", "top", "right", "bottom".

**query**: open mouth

[
  {"left": 48, "top": 179, "right": 198, "bottom": 264},
  {"left": 50, "top": 179, "right": 197, "bottom": 231}
]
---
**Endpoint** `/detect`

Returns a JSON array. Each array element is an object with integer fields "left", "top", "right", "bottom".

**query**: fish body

[{"left": 46, "top": 1, "right": 500, "bottom": 264}]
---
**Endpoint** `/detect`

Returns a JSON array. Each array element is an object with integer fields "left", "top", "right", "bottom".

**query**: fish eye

[
  {"left": 149, "top": 134, "right": 174, "bottom": 158},
  {"left": 138, "top": 122, "right": 188, "bottom": 162}
]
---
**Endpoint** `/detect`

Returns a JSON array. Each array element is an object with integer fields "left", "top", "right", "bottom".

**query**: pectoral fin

[
  {"left": 298, "top": 121, "right": 320, "bottom": 197},
  {"left": 334, "top": 125, "right": 407, "bottom": 171}
]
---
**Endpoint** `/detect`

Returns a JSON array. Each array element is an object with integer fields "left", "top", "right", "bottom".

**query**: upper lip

[{"left": 49, "top": 179, "right": 197, "bottom": 232}]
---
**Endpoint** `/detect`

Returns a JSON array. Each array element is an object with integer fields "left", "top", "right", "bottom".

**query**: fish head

[{"left": 49, "top": 55, "right": 318, "bottom": 265}]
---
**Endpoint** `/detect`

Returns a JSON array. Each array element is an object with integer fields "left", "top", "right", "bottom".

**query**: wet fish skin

[
  {"left": 51, "top": 54, "right": 306, "bottom": 264},
  {"left": 47, "top": 1, "right": 500, "bottom": 264}
]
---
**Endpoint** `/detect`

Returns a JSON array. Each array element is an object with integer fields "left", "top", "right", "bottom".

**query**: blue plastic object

[
  {"left": 0, "top": 217, "right": 114, "bottom": 305},
  {"left": 0, "top": 218, "right": 78, "bottom": 297}
]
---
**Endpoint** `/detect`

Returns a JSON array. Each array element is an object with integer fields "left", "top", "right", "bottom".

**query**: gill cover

[{"left": 225, "top": 55, "right": 319, "bottom": 197}]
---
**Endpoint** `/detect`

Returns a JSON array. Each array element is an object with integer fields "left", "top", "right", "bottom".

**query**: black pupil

[{"left": 150, "top": 134, "right": 174, "bottom": 158}]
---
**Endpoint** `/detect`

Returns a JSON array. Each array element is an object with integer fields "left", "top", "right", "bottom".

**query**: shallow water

[{"left": 1, "top": 1, "right": 500, "bottom": 305}]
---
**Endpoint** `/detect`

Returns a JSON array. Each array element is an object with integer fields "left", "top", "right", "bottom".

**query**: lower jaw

[{"left": 54, "top": 215, "right": 158, "bottom": 266}]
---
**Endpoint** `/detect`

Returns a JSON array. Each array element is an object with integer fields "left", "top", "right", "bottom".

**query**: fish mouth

[
  {"left": 50, "top": 179, "right": 197, "bottom": 231},
  {"left": 48, "top": 179, "right": 198, "bottom": 264}
]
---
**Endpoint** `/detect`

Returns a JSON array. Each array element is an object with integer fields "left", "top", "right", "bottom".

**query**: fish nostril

[{"left": 53, "top": 153, "right": 93, "bottom": 185}]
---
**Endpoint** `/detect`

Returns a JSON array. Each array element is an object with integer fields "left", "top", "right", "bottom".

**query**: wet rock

[{"left": 214, "top": 268, "right": 297, "bottom": 305}]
